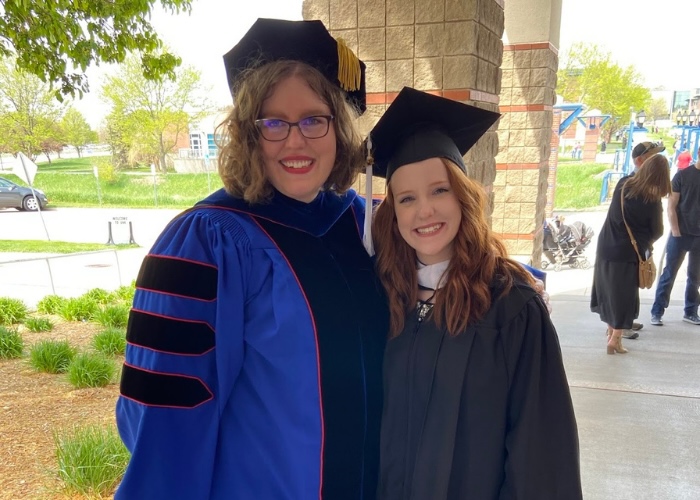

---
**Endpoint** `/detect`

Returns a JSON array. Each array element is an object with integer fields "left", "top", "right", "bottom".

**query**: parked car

[{"left": 0, "top": 177, "right": 49, "bottom": 211}]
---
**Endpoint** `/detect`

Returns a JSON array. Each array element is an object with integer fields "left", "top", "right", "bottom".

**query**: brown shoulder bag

[{"left": 620, "top": 184, "right": 657, "bottom": 289}]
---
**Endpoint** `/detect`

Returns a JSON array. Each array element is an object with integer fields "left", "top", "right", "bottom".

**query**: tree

[
  {"left": 647, "top": 97, "right": 670, "bottom": 124},
  {"left": 0, "top": 0, "right": 192, "bottom": 100},
  {"left": 557, "top": 43, "right": 651, "bottom": 142},
  {"left": 0, "top": 58, "right": 64, "bottom": 160},
  {"left": 61, "top": 108, "right": 98, "bottom": 157},
  {"left": 101, "top": 54, "right": 211, "bottom": 171}
]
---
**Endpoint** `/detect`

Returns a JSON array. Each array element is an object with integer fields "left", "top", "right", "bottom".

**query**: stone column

[
  {"left": 302, "top": 0, "right": 505, "bottom": 206},
  {"left": 496, "top": 0, "right": 562, "bottom": 263}
]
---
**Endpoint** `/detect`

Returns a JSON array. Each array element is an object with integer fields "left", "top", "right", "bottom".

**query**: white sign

[
  {"left": 93, "top": 166, "right": 99, "bottom": 178},
  {"left": 14, "top": 152, "right": 38, "bottom": 185},
  {"left": 150, "top": 164, "right": 156, "bottom": 175},
  {"left": 110, "top": 216, "right": 132, "bottom": 244}
]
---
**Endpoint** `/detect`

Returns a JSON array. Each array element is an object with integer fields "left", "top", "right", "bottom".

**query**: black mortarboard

[
  {"left": 361, "top": 87, "right": 500, "bottom": 255},
  {"left": 223, "top": 18, "right": 367, "bottom": 114},
  {"left": 368, "top": 87, "right": 501, "bottom": 179}
]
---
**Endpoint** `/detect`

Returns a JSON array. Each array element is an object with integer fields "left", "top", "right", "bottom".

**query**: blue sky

[{"left": 74, "top": 0, "right": 698, "bottom": 127}]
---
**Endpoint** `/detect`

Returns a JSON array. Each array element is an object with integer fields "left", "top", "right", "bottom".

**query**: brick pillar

[
  {"left": 582, "top": 117, "right": 603, "bottom": 162},
  {"left": 546, "top": 108, "right": 562, "bottom": 220},
  {"left": 303, "top": 0, "right": 505, "bottom": 209},
  {"left": 497, "top": 0, "right": 562, "bottom": 262}
]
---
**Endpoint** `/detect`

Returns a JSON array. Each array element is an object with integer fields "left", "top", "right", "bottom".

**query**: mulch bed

[{"left": 0, "top": 320, "right": 122, "bottom": 499}]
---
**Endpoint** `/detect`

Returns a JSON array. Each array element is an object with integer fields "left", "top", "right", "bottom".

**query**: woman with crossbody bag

[{"left": 590, "top": 155, "right": 671, "bottom": 354}]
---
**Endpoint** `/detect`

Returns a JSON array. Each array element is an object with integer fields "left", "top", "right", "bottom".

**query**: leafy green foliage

[
  {"left": 29, "top": 340, "right": 76, "bottom": 374},
  {"left": 93, "top": 328, "right": 127, "bottom": 357},
  {"left": 54, "top": 425, "right": 130, "bottom": 496},
  {"left": 94, "top": 304, "right": 130, "bottom": 329},
  {"left": 0, "top": 58, "right": 64, "bottom": 160},
  {"left": 82, "top": 289, "right": 113, "bottom": 306},
  {"left": 0, "top": 297, "right": 28, "bottom": 325},
  {"left": 59, "top": 297, "right": 99, "bottom": 322},
  {"left": 101, "top": 54, "right": 211, "bottom": 171},
  {"left": 67, "top": 353, "right": 117, "bottom": 388},
  {"left": 0, "top": 326, "right": 24, "bottom": 359},
  {"left": 25, "top": 317, "right": 54, "bottom": 332},
  {"left": 0, "top": 0, "right": 193, "bottom": 99},
  {"left": 112, "top": 284, "right": 136, "bottom": 304},
  {"left": 60, "top": 108, "right": 97, "bottom": 157},
  {"left": 557, "top": 43, "right": 651, "bottom": 142},
  {"left": 37, "top": 295, "right": 68, "bottom": 315}
]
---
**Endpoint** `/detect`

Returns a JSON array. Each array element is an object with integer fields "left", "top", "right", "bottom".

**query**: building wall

[
  {"left": 497, "top": 0, "right": 562, "bottom": 261},
  {"left": 303, "top": 0, "right": 504, "bottom": 205},
  {"left": 302, "top": 0, "right": 563, "bottom": 261}
]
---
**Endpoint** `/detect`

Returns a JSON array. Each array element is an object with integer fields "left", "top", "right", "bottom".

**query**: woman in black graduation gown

[{"left": 369, "top": 88, "right": 583, "bottom": 499}]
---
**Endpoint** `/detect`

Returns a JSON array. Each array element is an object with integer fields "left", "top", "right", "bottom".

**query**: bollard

[{"left": 106, "top": 221, "right": 115, "bottom": 245}]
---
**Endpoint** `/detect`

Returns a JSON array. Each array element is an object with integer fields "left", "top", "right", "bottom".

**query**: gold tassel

[{"left": 336, "top": 38, "right": 361, "bottom": 92}]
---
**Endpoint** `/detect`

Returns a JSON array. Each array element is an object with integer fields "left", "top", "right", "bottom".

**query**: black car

[{"left": 0, "top": 176, "right": 49, "bottom": 211}]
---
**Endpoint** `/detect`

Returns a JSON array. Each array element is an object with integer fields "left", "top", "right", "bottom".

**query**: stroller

[{"left": 541, "top": 216, "right": 594, "bottom": 271}]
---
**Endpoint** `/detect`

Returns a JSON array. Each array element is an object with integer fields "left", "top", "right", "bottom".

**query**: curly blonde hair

[{"left": 216, "top": 60, "right": 365, "bottom": 204}]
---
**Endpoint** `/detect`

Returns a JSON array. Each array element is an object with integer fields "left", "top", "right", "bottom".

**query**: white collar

[{"left": 417, "top": 259, "right": 450, "bottom": 291}]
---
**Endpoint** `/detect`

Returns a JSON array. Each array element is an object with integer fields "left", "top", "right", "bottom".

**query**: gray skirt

[{"left": 590, "top": 259, "right": 640, "bottom": 329}]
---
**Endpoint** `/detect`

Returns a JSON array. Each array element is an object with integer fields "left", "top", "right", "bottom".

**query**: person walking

[
  {"left": 651, "top": 158, "right": 700, "bottom": 326},
  {"left": 591, "top": 155, "right": 671, "bottom": 353}
]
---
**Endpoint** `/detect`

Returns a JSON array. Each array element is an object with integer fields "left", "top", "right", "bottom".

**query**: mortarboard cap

[
  {"left": 368, "top": 87, "right": 501, "bottom": 179},
  {"left": 223, "top": 18, "right": 367, "bottom": 114}
]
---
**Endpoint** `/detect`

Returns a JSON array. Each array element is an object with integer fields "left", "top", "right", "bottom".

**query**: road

[{"left": 1, "top": 206, "right": 182, "bottom": 248}]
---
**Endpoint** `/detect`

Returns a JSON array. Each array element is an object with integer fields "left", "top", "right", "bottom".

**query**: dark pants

[{"left": 651, "top": 235, "right": 700, "bottom": 317}]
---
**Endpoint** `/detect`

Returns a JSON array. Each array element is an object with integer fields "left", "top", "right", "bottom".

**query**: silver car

[{"left": 0, "top": 176, "right": 49, "bottom": 211}]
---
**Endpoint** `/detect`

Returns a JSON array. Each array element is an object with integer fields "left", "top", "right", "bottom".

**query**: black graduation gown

[{"left": 379, "top": 284, "right": 582, "bottom": 500}]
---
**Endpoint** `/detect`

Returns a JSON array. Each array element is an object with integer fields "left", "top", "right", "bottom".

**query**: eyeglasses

[{"left": 255, "top": 115, "right": 334, "bottom": 141}]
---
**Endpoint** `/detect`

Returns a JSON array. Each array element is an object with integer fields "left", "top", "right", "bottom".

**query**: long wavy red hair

[{"left": 373, "top": 159, "right": 535, "bottom": 337}]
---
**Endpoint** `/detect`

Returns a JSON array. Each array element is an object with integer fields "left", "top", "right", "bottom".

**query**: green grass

[
  {"left": 554, "top": 162, "right": 609, "bottom": 210},
  {"left": 0, "top": 297, "right": 28, "bottom": 325},
  {"left": 37, "top": 295, "right": 68, "bottom": 315},
  {"left": 25, "top": 316, "right": 54, "bottom": 332},
  {"left": 29, "top": 340, "right": 76, "bottom": 373},
  {"left": 0, "top": 326, "right": 24, "bottom": 359},
  {"left": 93, "top": 328, "right": 127, "bottom": 357},
  {"left": 59, "top": 296, "right": 100, "bottom": 322},
  {"left": 67, "top": 352, "right": 117, "bottom": 388},
  {"left": 54, "top": 424, "right": 130, "bottom": 497},
  {"left": 2, "top": 169, "right": 223, "bottom": 208},
  {"left": 0, "top": 240, "right": 138, "bottom": 253},
  {"left": 36, "top": 157, "right": 96, "bottom": 173},
  {"left": 93, "top": 304, "right": 130, "bottom": 329}
]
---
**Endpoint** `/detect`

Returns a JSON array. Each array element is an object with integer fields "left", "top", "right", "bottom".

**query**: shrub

[
  {"left": 93, "top": 328, "right": 127, "bottom": 357},
  {"left": 0, "top": 297, "right": 28, "bottom": 325},
  {"left": 29, "top": 340, "right": 76, "bottom": 374},
  {"left": 93, "top": 304, "right": 130, "bottom": 329},
  {"left": 111, "top": 284, "right": 135, "bottom": 304},
  {"left": 59, "top": 296, "right": 99, "bottom": 322},
  {"left": 67, "top": 353, "right": 117, "bottom": 388},
  {"left": 25, "top": 316, "right": 54, "bottom": 332},
  {"left": 0, "top": 326, "right": 23, "bottom": 359},
  {"left": 37, "top": 294, "right": 67, "bottom": 315},
  {"left": 93, "top": 156, "right": 119, "bottom": 185},
  {"left": 54, "top": 424, "right": 130, "bottom": 496},
  {"left": 81, "top": 288, "right": 112, "bottom": 306}
]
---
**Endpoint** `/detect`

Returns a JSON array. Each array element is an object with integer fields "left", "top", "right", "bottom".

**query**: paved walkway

[{"left": 1, "top": 208, "right": 699, "bottom": 498}]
